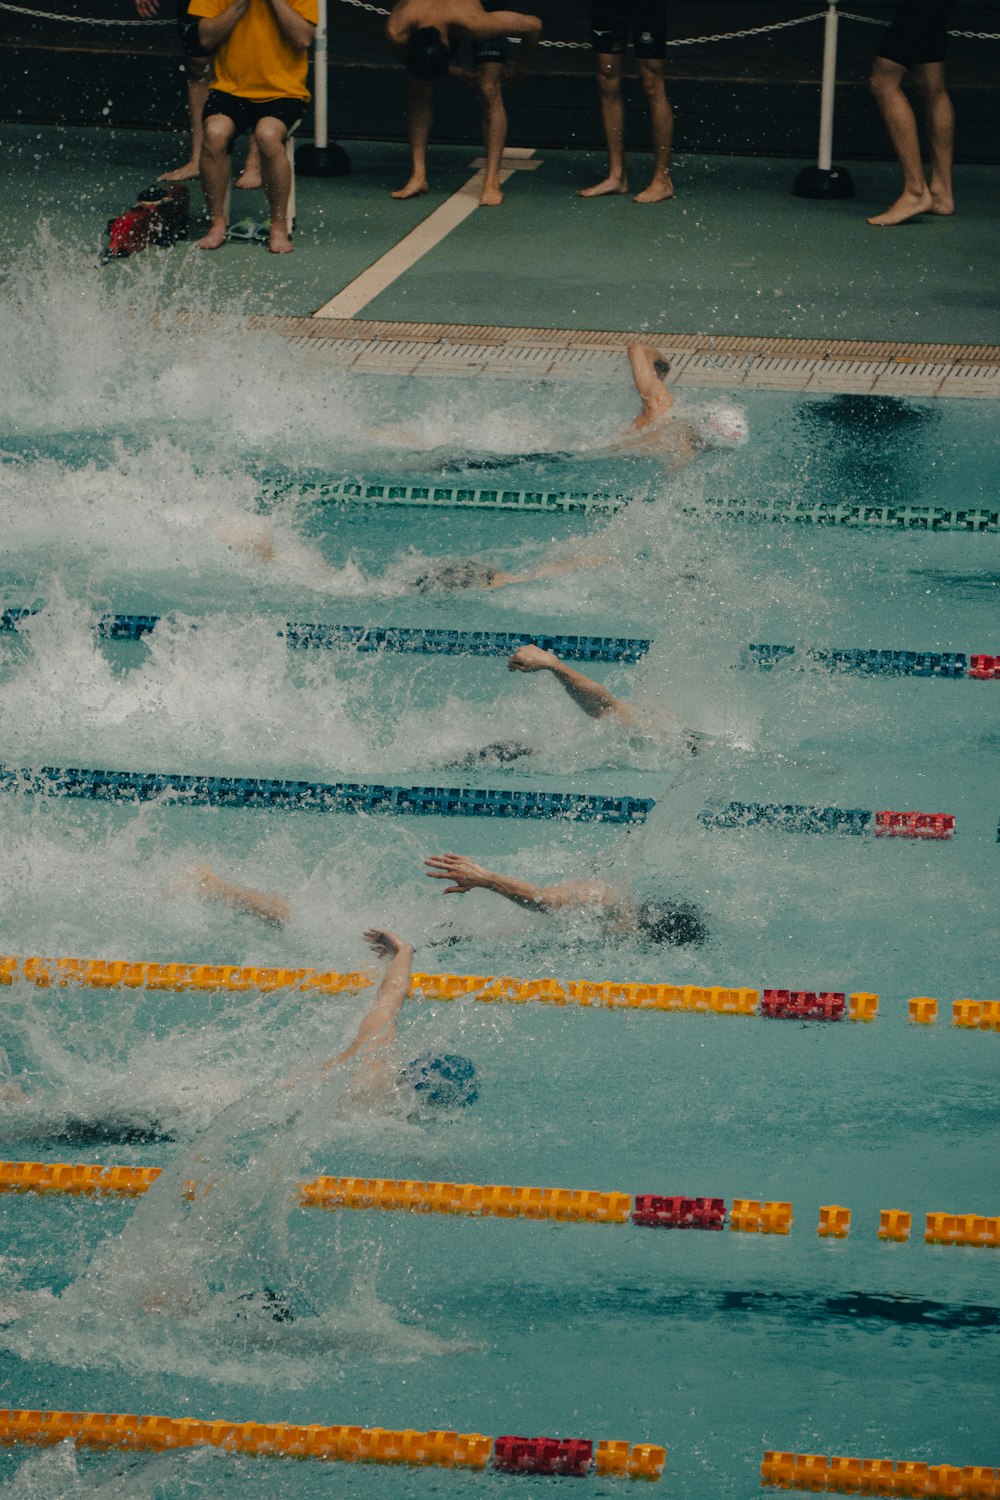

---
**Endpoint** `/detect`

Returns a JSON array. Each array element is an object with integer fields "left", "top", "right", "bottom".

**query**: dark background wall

[{"left": 2, "top": 1, "right": 998, "bottom": 161}]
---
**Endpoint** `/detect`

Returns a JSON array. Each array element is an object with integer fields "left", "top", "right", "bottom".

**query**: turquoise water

[{"left": 0, "top": 242, "right": 997, "bottom": 1498}]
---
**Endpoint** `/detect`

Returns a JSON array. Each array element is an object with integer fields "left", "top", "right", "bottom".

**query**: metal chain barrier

[{"left": 2, "top": 1, "right": 995, "bottom": 40}]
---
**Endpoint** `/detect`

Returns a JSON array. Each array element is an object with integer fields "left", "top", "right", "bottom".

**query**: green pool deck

[{"left": 4, "top": 122, "right": 999, "bottom": 368}]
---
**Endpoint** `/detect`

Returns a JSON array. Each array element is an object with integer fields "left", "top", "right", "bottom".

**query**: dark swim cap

[
  {"left": 401, "top": 1053, "right": 479, "bottom": 1109},
  {"left": 406, "top": 26, "right": 450, "bottom": 79}
]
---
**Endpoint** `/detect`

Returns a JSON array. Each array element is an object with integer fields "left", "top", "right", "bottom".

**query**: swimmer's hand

[
  {"left": 424, "top": 854, "right": 492, "bottom": 895},
  {"left": 363, "top": 927, "right": 411, "bottom": 960},
  {"left": 508, "top": 644, "right": 561, "bottom": 673}
]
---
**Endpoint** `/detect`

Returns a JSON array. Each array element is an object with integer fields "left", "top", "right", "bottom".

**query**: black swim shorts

[
  {"left": 591, "top": 0, "right": 668, "bottom": 59},
  {"left": 203, "top": 91, "right": 304, "bottom": 139},
  {"left": 878, "top": 0, "right": 953, "bottom": 68},
  {"left": 470, "top": 33, "right": 508, "bottom": 65}
]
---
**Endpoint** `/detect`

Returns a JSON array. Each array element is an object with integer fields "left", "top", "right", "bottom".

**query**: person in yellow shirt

[{"left": 187, "top": 0, "right": 318, "bottom": 253}]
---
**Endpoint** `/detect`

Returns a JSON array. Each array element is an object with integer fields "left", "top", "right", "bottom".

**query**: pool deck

[{"left": 6, "top": 123, "right": 1000, "bottom": 394}]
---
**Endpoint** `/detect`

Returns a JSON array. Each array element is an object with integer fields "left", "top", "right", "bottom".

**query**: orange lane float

[{"left": 0, "top": 1409, "right": 665, "bottom": 1479}]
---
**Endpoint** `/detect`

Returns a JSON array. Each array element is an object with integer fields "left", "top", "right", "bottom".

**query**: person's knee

[
  {"left": 201, "top": 117, "right": 235, "bottom": 156},
  {"left": 474, "top": 67, "right": 503, "bottom": 105},
  {"left": 869, "top": 61, "right": 902, "bottom": 102},
  {"left": 253, "top": 121, "right": 289, "bottom": 158},
  {"left": 595, "top": 66, "right": 622, "bottom": 101},
  {"left": 636, "top": 61, "right": 665, "bottom": 99}
]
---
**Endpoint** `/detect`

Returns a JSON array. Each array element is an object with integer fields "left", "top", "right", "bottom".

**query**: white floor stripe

[{"left": 313, "top": 150, "right": 536, "bottom": 320}]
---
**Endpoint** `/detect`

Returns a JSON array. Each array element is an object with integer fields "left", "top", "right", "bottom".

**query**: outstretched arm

[
  {"left": 320, "top": 929, "right": 414, "bottom": 1072},
  {"left": 508, "top": 644, "right": 636, "bottom": 725},
  {"left": 425, "top": 853, "right": 621, "bottom": 915},
  {"left": 176, "top": 864, "right": 291, "bottom": 926}
]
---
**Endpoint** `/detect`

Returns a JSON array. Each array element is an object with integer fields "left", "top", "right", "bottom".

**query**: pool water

[{"left": 0, "top": 242, "right": 997, "bottom": 1498}]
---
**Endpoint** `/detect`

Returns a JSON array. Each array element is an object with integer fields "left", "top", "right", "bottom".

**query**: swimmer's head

[
  {"left": 406, "top": 26, "right": 450, "bottom": 78},
  {"left": 413, "top": 560, "right": 497, "bottom": 594},
  {"left": 699, "top": 404, "right": 749, "bottom": 449},
  {"left": 635, "top": 900, "right": 708, "bottom": 947},
  {"left": 400, "top": 1052, "right": 479, "bottom": 1112}
]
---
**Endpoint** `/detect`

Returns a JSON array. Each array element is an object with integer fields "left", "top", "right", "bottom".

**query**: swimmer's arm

[
  {"left": 466, "top": 7, "right": 541, "bottom": 42},
  {"left": 508, "top": 645, "right": 636, "bottom": 725},
  {"left": 489, "top": 553, "right": 609, "bottom": 589},
  {"left": 366, "top": 424, "right": 429, "bottom": 448},
  {"left": 425, "top": 854, "right": 545, "bottom": 910},
  {"left": 174, "top": 865, "right": 290, "bottom": 927},
  {"left": 193, "top": 0, "right": 250, "bottom": 52},
  {"left": 265, "top": 0, "right": 316, "bottom": 51},
  {"left": 320, "top": 931, "right": 413, "bottom": 1071},
  {"left": 627, "top": 341, "right": 673, "bottom": 423}
]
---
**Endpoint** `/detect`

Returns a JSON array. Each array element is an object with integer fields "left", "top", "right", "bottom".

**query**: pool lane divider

[
  {"left": 0, "top": 765, "right": 652, "bottom": 825},
  {"left": 0, "top": 608, "right": 650, "bottom": 665},
  {"left": 748, "top": 644, "right": 999, "bottom": 679},
  {"left": 700, "top": 802, "right": 955, "bottom": 838},
  {"left": 0, "top": 1408, "right": 665, "bottom": 1479},
  {"left": 4, "top": 953, "right": 997, "bottom": 1028},
  {"left": 2, "top": 1163, "right": 996, "bottom": 1248},
  {"left": 762, "top": 1452, "right": 999, "bottom": 1497},
  {"left": 261, "top": 477, "right": 1000, "bottom": 532}
]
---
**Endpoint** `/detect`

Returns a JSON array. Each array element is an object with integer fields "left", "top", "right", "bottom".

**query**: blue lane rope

[
  {"left": 259, "top": 476, "right": 1000, "bottom": 532},
  {"left": 0, "top": 765, "right": 654, "bottom": 824},
  {"left": 0, "top": 609, "right": 649, "bottom": 666},
  {"left": 747, "top": 644, "right": 969, "bottom": 677},
  {"left": 700, "top": 803, "right": 873, "bottom": 834},
  {"left": 267, "top": 477, "right": 625, "bottom": 514}
]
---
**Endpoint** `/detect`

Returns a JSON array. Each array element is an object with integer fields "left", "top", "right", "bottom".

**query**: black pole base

[
  {"left": 792, "top": 165, "right": 855, "bottom": 200},
  {"left": 296, "top": 141, "right": 352, "bottom": 177}
]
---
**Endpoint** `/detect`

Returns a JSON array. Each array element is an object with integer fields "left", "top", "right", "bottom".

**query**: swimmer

[
  {"left": 290, "top": 928, "right": 479, "bottom": 1113},
  {"left": 615, "top": 341, "right": 747, "bottom": 471},
  {"left": 425, "top": 852, "right": 707, "bottom": 945},
  {"left": 412, "top": 550, "right": 607, "bottom": 594},
  {"left": 171, "top": 864, "right": 291, "bottom": 926}
]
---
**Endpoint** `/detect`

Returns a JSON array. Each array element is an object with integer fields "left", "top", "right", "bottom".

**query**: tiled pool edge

[{"left": 250, "top": 317, "right": 1000, "bottom": 398}]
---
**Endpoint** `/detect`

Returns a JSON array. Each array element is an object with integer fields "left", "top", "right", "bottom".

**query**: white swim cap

[{"left": 700, "top": 405, "right": 749, "bottom": 448}]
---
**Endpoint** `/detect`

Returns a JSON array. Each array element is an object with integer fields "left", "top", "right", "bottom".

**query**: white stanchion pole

[
  {"left": 297, "top": 0, "right": 351, "bottom": 176},
  {"left": 792, "top": 0, "right": 854, "bottom": 198}
]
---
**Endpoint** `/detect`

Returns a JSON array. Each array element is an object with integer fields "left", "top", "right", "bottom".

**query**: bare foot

[
  {"left": 633, "top": 177, "right": 675, "bottom": 204},
  {"left": 928, "top": 187, "right": 955, "bottom": 216},
  {"left": 867, "top": 187, "right": 933, "bottom": 226},
  {"left": 391, "top": 177, "right": 429, "bottom": 200},
  {"left": 196, "top": 221, "right": 228, "bottom": 250},
  {"left": 577, "top": 175, "right": 628, "bottom": 198},
  {"left": 159, "top": 161, "right": 200, "bottom": 183},
  {"left": 268, "top": 222, "right": 294, "bottom": 254},
  {"left": 235, "top": 167, "right": 263, "bottom": 191},
  {"left": 479, "top": 181, "right": 504, "bottom": 207}
]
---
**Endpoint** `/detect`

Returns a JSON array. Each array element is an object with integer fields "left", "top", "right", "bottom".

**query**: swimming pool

[{"left": 0, "top": 247, "right": 997, "bottom": 1497}]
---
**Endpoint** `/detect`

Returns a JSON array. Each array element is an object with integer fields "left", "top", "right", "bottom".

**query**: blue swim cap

[{"left": 401, "top": 1053, "right": 479, "bottom": 1110}]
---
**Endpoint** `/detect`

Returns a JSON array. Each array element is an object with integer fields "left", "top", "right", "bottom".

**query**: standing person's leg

[
  {"left": 578, "top": 53, "right": 628, "bottom": 196},
  {"left": 254, "top": 114, "right": 296, "bottom": 253},
  {"left": 196, "top": 106, "right": 238, "bottom": 249},
  {"left": 867, "top": 56, "right": 932, "bottom": 224},
  {"left": 633, "top": 57, "right": 674, "bottom": 202},
  {"left": 161, "top": 56, "right": 211, "bottom": 180},
  {"left": 911, "top": 61, "right": 954, "bottom": 214},
  {"left": 391, "top": 79, "right": 435, "bottom": 198},
  {"left": 474, "top": 59, "right": 507, "bottom": 206}
]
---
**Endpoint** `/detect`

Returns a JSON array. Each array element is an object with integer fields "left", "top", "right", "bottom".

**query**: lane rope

[
  {"left": 0, "top": 765, "right": 652, "bottom": 825},
  {"left": 2, "top": 1164, "right": 996, "bottom": 1247},
  {"left": 762, "top": 1451, "right": 999, "bottom": 1496},
  {"left": 0, "top": 1407, "right": 665, "bottom": 1479},
  {"left": 699, "top": 803, "right": 955, "bottom": 838},
  {"left": 747, "top": 644, "right": 999, "bottom": 680},
  {"left": 3, "top": 953, "right": 996, "bottom": 1029},
  {"left": 0, "top": 608, "right": 649, "bottom": 665}
]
